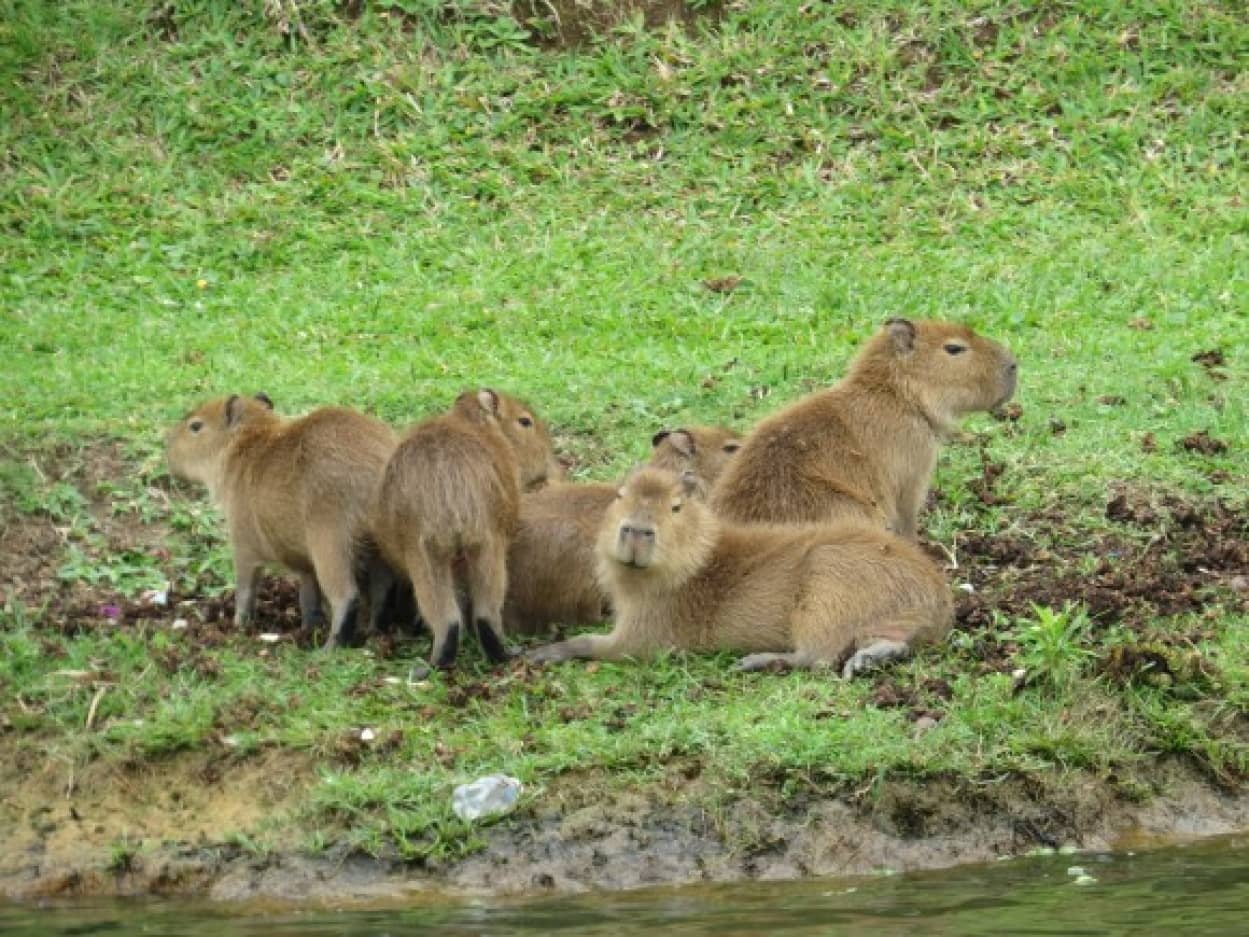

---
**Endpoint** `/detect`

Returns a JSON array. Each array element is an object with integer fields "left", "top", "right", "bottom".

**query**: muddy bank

[{"left": 4, "top": 748, "right": 1247, "bottom": 903}]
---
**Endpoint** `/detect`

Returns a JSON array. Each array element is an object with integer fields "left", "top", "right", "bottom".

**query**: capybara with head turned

[
  {"left": 373, "top": 388, "right": 555, "bottom": 670},
  {"left": 711, "top": 318, "right": 1017, "bottom": 538},
  {"left": 528, "top": 467, "right": 953, "bottom": 677},
  {"left": 503, "top": 425, "right": 741, "bottom": 636},
  {"left": 165, "top": 394, "right": 398, "bottom": 648}
]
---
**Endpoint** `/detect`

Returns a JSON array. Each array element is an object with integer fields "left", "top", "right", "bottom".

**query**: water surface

[{"left": 4, "top": 836, "right": 1245, "bottom": 936}]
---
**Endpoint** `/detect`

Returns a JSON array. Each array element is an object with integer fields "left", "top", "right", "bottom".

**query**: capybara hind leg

[
  {"left": 310, "top": 539, "right": 362, "bottom": 650},
  {"left": 299, "top": 572, "right": 326, "bottom": 629},
  {"left": 405, "top": 545, "right": 463, "bottom": 670},
  {"left": 841, "top": 639, "right": 911, "bottom": 680},
  {"left": 463, "top": 540, "right": 512, "bottom": 664},
  {"left": 364, "top": 554, "right": 397, "bottom": 635},
  {"left": 736, "top": 650, "right": 833, "bottom": 672},
  {"left": 232, "top": 551, "right": 262, "bottom": 629}
]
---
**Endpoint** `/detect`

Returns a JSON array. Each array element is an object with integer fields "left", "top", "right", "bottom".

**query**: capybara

[
  {"left": 503, "top": 425, "right": 741, "bottom": 636},
  {"left": 165, "top": 394, "right": 398, "bottom": 648},
  {"left": 372, "top": 388, "right": 555, "bottom": 670},
  {"left": 529, "top": 467, "right": 953, "bottom": 677},
  {"left": 711, "top": 318, "right": 1017, "bottom": 537}
]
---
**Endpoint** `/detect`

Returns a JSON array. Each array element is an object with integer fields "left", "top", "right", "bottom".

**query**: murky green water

[{"left": 4, "top": 837, "right": 1247, "bottom": 936}]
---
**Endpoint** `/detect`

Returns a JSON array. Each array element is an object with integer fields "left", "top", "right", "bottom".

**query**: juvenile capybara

[
  {"left": 528, "top": 467, "right": 953, "bottom": 677},
  {"left": 711, "top": 318, "right": 1017, "bottom": 537},
  {"left": 373, "top": 388, "right": 555, "bottom": 669},
  {"left": 503, "top": 425, "right": 741, "bottom": 636},
  {"left": 165, "top": 394, "right": 398, "bottom": 648}
]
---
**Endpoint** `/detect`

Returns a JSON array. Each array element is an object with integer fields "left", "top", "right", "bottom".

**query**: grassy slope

[{"left": 1, "top": 1, "right": 1246, "bottom": 862}]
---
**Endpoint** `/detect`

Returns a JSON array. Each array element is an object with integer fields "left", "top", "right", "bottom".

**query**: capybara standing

[
  {"left": 528, "top": 467, "right": 953, "bottom": 677},
  {"left": 503, "top": 425, "right": 741, "bottom": 636},
  {"left": 165, "top": 394, "right": 398, "bottom": 648},
  {"left": 373, "top": 389, "right": 555, "bottom": 670},
  {"left": 712, "top": 318, "right": 1017, "bottom": 537}
]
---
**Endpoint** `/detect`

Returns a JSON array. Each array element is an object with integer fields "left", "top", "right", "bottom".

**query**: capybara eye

[
  {"left": 943, "top": 343, "right": 967, "bottom": 356},
  {"left": 672, "top": 503, "right": 682, "bottom": 513},
  {"left": 518, "top": 416, "right": 534, "bottom": 428},
  {"left": 189, "top": 419, "right": 204, "bottom": 433},
  {"left": 723, "top": 443, "right": 741, "bottom": 453}
]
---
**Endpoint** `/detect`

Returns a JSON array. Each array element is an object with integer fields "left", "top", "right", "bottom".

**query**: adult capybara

[
  {"left": 166, "top": 394, "right": 398, "bottom": 648},
  {"left": 503, "top": 425, "right": 741, "bottom": 636},
  {"left": 529, "top": 467, "right": 953, "bottom": 677},
  {"left": 372, "top": 388, "right": 556, "bottom": 670},
  {"left": 711, "top": 318, "right": 1017, "bottom": 537}
]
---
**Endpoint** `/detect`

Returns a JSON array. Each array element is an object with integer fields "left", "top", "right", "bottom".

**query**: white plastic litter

[
  {"left": 142, "top": 586, "right": 170, "bottom": 607},
  {"left": 452, "top": 774, "right": 523, "bottom": 822}
]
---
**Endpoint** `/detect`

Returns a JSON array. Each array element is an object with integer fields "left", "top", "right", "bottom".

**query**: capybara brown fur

[
  {"left": 711, "top": 318, "right": 1017, "bottom": 538},
  {"left": 372, "top": 388, "right": 555, "bottom": 669},
  {"left": 165, "top": 394, "right": 398, "bottom": 648},
  {"left": 503, "top": 425, "right": 741, "bottom": 636},
  {"left": 528, "top": 467, "right": 953, "bottom": 677}
]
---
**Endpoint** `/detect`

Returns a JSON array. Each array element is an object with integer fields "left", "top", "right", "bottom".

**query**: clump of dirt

[
  {"left": 869, "top": 676, "right": 952, "bottom": 723},
  {"left": 513, "top": 0, "right": 724, "bottom": 49},
  {"left": 1179, "top": 430, "right": 1229, "bottom": 456},
  {"left": 1191, "top": 348, "right": 1227, "bottom": 380},
  {"left": 952, "top": 487, "right": 1247, "bottom": 651}
]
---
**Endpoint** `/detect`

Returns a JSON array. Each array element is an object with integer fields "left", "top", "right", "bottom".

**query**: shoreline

[{"left": 5, "top": 753, "right": 1246, "bottom": 905}]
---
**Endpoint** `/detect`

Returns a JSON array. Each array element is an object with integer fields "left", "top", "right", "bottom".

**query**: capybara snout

[{"left": 614, "top": 521, "right": 657, "bottom": 568}]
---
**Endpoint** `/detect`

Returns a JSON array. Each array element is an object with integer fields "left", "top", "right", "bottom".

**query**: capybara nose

[
  {"left": 620, "top": 524, "right": 655, "bottom": 541},
  {"left": 1006, "top": 356, "right": 1018, "bottom": 374}
]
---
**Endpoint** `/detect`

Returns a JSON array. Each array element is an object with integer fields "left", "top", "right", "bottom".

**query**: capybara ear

[
  {"left": 477, "top": 388, "right": 500, "bottom": 416},
  {"left": 254, "top": 392, "right": 274, "bottom": 410},
  {"left": 651, "top": 429, "right": 672, "bottom": 448},
  {"left": 225, "top": 394, "right": 243, "bottom": 427},
  {"left": 661, "top": 429, "right": 695, "bottom": 457},
  {"left": 885, "top": 317, "right": 917, "bottom": 353},
  {"left": 679, "top": 469, "right": 700, "bottom": 497}
]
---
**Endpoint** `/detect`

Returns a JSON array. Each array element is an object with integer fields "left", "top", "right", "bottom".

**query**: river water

[{"left": 3, "top": 836, "right": 1246, "bottom": 935}]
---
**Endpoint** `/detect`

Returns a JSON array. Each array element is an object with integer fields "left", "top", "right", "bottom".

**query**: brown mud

[
  {"left": 3, "top": 743, "right": 1248, "bottom": 903},
  {"left": 2, "top": 441, "right": 1248, "bottom": 902}
]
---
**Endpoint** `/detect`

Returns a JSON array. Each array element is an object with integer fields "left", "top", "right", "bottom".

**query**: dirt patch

[
  {"left": 950, "top": 486, "right": 1247, "bottom": 653},
  {"left": 0, "top": 739, "right": 315, "bottom": 899},
  {"left": 1179, "top": 430, "right": 1229, "bottom": 456},
  {"left": 1191, "top": 348, "right": 1227, "bottom": 380},
  {"left": 0, "top": 440, "right": 163, "bottom": 614},
  {"left": 513, "top": 0, "right": 723, "bottom": 49}
]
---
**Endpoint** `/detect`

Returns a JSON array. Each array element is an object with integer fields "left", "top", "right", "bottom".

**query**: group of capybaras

[{"left": 165, "top": 318, "right": 1018, "bottom": 679}]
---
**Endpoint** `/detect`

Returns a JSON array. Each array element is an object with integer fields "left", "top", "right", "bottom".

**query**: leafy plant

[{"left": 1014, "top": 604, "right": 1097, "bottom": 693}]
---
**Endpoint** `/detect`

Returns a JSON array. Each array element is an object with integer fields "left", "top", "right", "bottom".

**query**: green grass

[{"left": 1, "top": 0, "right": 1247, "bottom": 864}]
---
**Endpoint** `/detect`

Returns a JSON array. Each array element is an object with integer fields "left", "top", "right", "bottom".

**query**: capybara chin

[
  {"left": 165, "top": 393, "right": 398, "bottom": 649},
  {"left": 373, "top": 388, "right": 555, "bottom": 671},
  {"left": 527, "top": 467, "right": 953, "bottom": 678},
  {"left": 503, "top": 425, "right": 742, "bottom": 637},
  {"left": 711, "top": 317, "right": 1017, "bottom": 538}
]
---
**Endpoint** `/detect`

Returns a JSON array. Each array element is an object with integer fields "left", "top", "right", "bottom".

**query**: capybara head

[
  {"left": 165, "top": 393, "right": 276, "bottom": 485},
  {"left": 598, "top": 467, "right": 711, "bottom": 579},
  {"left": 856, "top": 318, "right": 1018, "bottom": 424},
  {"left": 650, "top": 426, "right": 742, "bottom": 493},
  {"left": 463, "top": 388, "right": 557, "bottom": 489}
]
